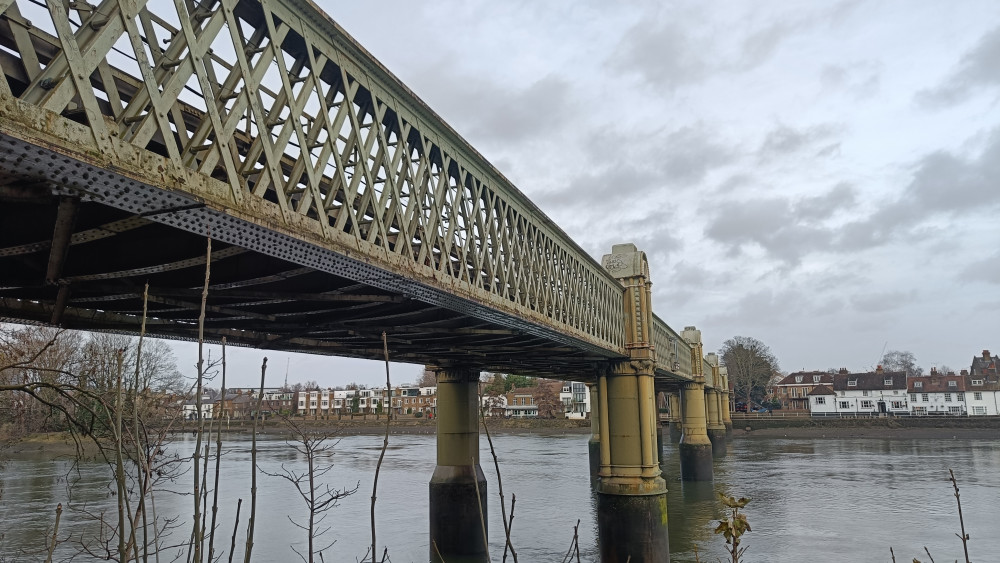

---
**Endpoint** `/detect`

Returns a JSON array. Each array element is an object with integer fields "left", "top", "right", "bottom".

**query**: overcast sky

[{"left": 170, "top": 0, "right": 1000, "bottom": 388}]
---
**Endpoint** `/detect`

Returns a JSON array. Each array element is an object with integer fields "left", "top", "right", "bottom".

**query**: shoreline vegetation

[{"left": 3, "top": 417, "right": 998, "bottom": 460}]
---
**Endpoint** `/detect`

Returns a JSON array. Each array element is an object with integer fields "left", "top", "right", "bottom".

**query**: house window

[
  {"left": 910, "top": 393, "right": 917, "bottom": 402},
  {"left": 921, "top": 394, "right": 929, "bottom": 402},
  {"left": 974, "top": 392, "right": 983, "bottom": 401},
  {"left": 815, "top": 397, "right": 826, "bottom": 405},
  {"left": 914, "top": 381, "right": 923, "bottom": 388},
  {"left": 795, "top": 376, "right": 803, "bottom": 383},
  {"left": 948, "top": 406, "right": 962, "bottom": 414},
  {"left": 972, "top": 406, "right": 987, "bottom": 415},
  {"left": 972, "top": 379, "right": 983, "bottom": 386},
  {"left": 839, "top": 401, "right": 850, "bottom": 409},
  {"left": 862, "top": 390, "right": 870, "bottom": 397},
  {"left": 944, "top": 394, "right": 952, "bottom": 402},
  {"left": 884, "top": 379, "right": 893, "bottom": 385},
  {"left": 860, "top": 400, "right": 874, "bottom": 409},
  {"left": 838, "top": 391, "right": 845, "bottom": 396},
  {"left": 891, "top": 401, "right": 905, "bottom": 409},
  {"left": 813, "top": 375, "right": 821, "bottom": 383},
  {"left": 956, "top": 393, "right": 964, "bottom": 401},
  {"left": 848, "top": 380, "right": 857, "bottom": 387},
  {"left": 947, "top": 381, "right": 957, "bottom": 387}
]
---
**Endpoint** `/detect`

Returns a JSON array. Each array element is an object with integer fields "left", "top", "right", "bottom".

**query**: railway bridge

[{"left": 0, "top": 1, "right": 730, "bottom": 560}]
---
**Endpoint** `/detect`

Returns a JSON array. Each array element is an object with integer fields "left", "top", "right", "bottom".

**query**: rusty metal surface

[{"left": 0, "top": 0, "right": 704, "bottom": 381}]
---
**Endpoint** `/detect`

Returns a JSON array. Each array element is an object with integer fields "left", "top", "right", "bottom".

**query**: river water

[{"left": 2, "top": 432, "right": 998, "bottom": 562}]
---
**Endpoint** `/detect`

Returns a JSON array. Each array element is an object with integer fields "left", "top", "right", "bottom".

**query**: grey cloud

[
  {"left": 961, "top": 252, "right": 1000, "bottom": 284},
  {"left": 758, "top": 123, "right": 842, "bottom": 161},
  {"left": 705, "top": 197, "right": 834, "bottom": 264},
  {"left": 607, "top": 20, "right": 711, "bottom": 91},
  {"left": 608, "top": 15, "right": 804, "bottom": 90},
  {"left": 465, "top": 75, "right": 574, "bottom": 144},
  {"left": 656, "top": 125, "right": 738, "bottom": 185},
  {"left": 708, "top": 287, "right": 841, "bottom": 328},
  {"left": 820, "top": 62, "right": 881, "bottom": 100},
  {"left": 407, "top": 65, "right": 575, "bottom": 147},
  {"left": 704, "top": 182, "right": 857, "bottom": 265},
  {"left": 916, "top": 26, "right": 1000, "bottom": 108},
  {"left": 834, "top": 127, "right": 1000, "bottom": 251},
  {"left": 815, "top": 143, "right": 842, "bottom": 158},
  {"left": 794, "top": 183, "right": 856, "bottom": 220},
  {"left": 849, "top": 290, "right": 917, "bottom": 313},
  {"left": 740, "top": 22, "right": 793, "bottom": 69},
  {"left": 540, "top": 123, "right": 737, "bottom": 213}
]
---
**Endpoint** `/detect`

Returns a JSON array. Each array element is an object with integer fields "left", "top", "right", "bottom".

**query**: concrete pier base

[
  {"left": 596, "top": 492, "right": 670, "bottom": 562},
  {"left": 679, "top": 442, "right": 713, "bottom": 481},
  {"left": 589, "top": 436, "right": 601, "bottom": 488},
  {"left": 429, "top": 465, "right": 488, "bottom": 563},
  {"left": 668, "top": 421, "right": 683, "bottom": 442},
  {"left": 708, "top": 428, "right": 728, "bottom": 446}
]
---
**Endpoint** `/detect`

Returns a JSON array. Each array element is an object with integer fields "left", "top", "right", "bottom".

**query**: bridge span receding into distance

[{"left": 0, "top": 1, "right": 732, "bottom": 561}]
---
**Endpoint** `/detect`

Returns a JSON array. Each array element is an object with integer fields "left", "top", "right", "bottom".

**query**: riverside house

[
  {"left": 829, "top": 368, "right": 909, "bottom": 415},
  {"left": 907, "top": 369, "right": 966, "bottom": 415},
  {"left": 774, "top": 371, "right": 835, "bottom": 411},
  {"left": 967, "top": 349, "right": 1000, "bottom": 415}
]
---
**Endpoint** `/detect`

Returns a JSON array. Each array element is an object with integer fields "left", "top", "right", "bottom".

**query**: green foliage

[
  {"left": 483, "top": 373, "right": 537, "bottom": 396},
  {"left": 414, "top": 411, "right": 423, "bottom": 418},
  {"left": 714, "top": 492, "right": 751, "bottom": 563}
]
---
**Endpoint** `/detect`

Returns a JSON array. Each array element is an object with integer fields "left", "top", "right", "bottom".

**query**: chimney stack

[
  {"left": 930, "top": 367, "right": 938, "bottom": 376},
  {"left": 839, "top": 368, "right": 848, "bottom": 374},
  {"left": 961, "top": 369, "right": 969, "bottom": 376},
  {"left": 876, "top": 365, "right": 884, "bottom": 374},
  {"left": 984, "top": 350, "right": 992, "bottom": 360}
]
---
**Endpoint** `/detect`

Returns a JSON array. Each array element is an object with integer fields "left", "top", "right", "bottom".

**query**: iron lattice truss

[{"left": 0, "top": 0, "right": 699, "bottom": 380}]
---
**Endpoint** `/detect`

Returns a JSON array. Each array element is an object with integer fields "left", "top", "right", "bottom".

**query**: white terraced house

[{"left": 907, "top": 370, "right": 966, "bottom": 415}]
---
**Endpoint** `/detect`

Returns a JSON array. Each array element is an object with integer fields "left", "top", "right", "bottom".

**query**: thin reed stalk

[
  {"left": 948, "top": 469, "right": 971, "bottom": 563},
  {"left": 208, "top": 338, "right": 227, "bottom": 562},
  {"left": 370, "top": 333, "right": 392, "bottom": 563},
  {"left": 192, "top": 236, "right": 212, "bottom": 563},
  {"left": 243, "top": 357, "right": 267, "bottom": 563}
]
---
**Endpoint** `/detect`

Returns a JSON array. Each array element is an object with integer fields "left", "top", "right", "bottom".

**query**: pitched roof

[
  {"left": 971, "top": 350, "right": 999, "bottom": 376},
  {"left": 966, "top": 374, "right": 1000, "bottom": 392},
  {"left": 908, "top": 375, "right": 966, "bottom": 393},
  {"left": 832, "top": 371, "right": 906, "bottom": 391},
  {"left": 776, "top": 371, "right": 834, "bottom": 386},
  {"left": 807, "top": 384, "right": 836, "bottom": 396}
]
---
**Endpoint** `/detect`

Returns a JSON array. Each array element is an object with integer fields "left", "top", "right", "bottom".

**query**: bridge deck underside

[{"left": 0, "top": 181, "right": 616, "bottom": 378}]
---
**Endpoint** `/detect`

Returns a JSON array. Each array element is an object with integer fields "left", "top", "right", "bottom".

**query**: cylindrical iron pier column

[
  {"left": 429, "top": 367, "right": 487, "bottom": 563},
  {"left": 680, "top": 327, "right": 713, "bottom": 481}
]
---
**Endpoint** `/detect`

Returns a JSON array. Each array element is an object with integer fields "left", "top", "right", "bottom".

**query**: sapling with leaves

[{"left": 714, "top": 493, "right": 751, "bottom": 563}]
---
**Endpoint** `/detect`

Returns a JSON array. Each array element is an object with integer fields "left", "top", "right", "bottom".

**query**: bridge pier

[
  {"left": 588, "top": 382, "right": 601, "bottom": 489},
  {"left": 705, "top": 355, "right": 727, "bottom": 447},
  {"left": 429, "top": 367, "right": 487, "bottom": 563},
  {"left": 667, "top": 392, "right": 683, "bottom": 442},
  {"left": 596, "top": 365, "right": 669, "bottom": 562},
  {"left": 679, "top": 328, "right": 713, "bottom": 481},
  {"left": 598, "top": 244, "right": 669, "bottom": 562},
  {"left": 720, "top": 367, "right": 733, "bottom": 434}
]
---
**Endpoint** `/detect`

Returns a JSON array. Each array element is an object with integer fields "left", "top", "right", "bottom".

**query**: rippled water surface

[{"left": 2, "top": 433, "right": 998, "bottom": 562}]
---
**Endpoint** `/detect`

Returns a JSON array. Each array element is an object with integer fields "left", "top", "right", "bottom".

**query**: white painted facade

[
  {"left": 560, "top": 381, "right": 590, "bottom": 419},
  {"left": 965, "top": 380, "right": 1000, "bottom": 416}
]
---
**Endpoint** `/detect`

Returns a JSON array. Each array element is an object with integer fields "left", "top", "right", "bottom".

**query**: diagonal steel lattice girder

[{"left": 0, "top": 0, "right": 703, "bottom": 381}]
